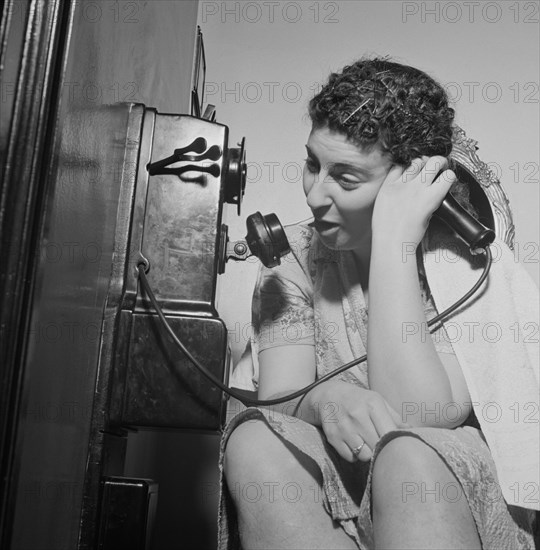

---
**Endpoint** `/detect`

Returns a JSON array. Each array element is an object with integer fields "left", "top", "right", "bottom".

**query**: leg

[
  {"left": 371, "top": 435, "right": 481, "bottom": 550},
  {"left": 223, "top": 419, "right": 357, "bottom": 549}
]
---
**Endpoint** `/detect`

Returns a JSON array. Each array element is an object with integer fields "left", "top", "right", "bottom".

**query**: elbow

[{"left": 400, "top": 399, "right": 473, "bottom": 429}]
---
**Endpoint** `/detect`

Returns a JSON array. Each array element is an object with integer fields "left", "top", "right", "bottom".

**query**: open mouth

[{"left": 310, "top": 219, "right": 340, "bottom": 232}]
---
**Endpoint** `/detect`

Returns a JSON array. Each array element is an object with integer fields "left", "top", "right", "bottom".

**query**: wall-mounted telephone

[
  {"left": 103, "top": 103, "right": 298, "bottom": 440},
  {"left": 107, "top": 104, "right": 245, "bottom": 431},
  {"left": 97, "top": 103, "right": 298, "bottom": 547}
]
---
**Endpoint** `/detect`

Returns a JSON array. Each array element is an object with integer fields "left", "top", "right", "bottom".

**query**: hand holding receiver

[
  {"left": 371, "top": 156, "right": 456, "bottom": 248},
  {"left": 372, "top": 155, "right": 495, "bottom": 251}
]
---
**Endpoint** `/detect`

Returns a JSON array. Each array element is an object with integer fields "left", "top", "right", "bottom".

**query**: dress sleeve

[{"left": 251, "top": 247, "right": 315, "bottom": 353}]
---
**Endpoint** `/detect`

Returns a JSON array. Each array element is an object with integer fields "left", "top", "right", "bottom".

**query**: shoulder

[
  {"left": 283, "top": 222, "right": 314, "bottom": 260},
  {"left": 282, "top": 221, "right": 340, "bottom": 272},
  {"left": 252, "top": 223, "right": 315, "bottom": 297},
  {"left": 277, "top": 222, "right": 316, "bottom": 277}
]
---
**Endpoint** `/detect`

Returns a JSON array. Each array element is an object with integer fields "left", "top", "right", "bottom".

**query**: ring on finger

[{"left": 352, "top": 441, "right": 366, "bottom": 459}]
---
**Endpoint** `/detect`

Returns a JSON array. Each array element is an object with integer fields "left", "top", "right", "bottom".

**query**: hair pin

[{"left": 343, "top": 97, "right": 372, "bottom": 123}]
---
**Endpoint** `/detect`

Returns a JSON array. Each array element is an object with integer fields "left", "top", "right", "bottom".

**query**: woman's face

[{"left": 303, "top": 126, "right": 393, "bottom": 252}]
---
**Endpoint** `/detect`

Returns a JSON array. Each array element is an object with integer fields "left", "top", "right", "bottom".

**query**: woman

[{"left": 219, "top": 57, "right": 538, "bottom": 549}]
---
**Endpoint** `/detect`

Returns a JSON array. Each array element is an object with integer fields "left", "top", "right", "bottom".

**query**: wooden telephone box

[{"left": 0, "top": 1, "right": 243, "bottom": 548}]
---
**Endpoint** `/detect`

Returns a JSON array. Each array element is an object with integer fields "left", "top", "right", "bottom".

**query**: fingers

[
  {"left": 349, "top": 438, "right": 371, "bottom": 462},
  {"left": 421, "top": 156, "right": 448, "bottom": 181},
  {"left": 402, "top": 156, "right": 457, "bottom": 214},
  {"left": 384, "top": 162, "right": 407, "bottom": 185},
  {"left": 402, "top": 156, "right": 453, "bottom": 185},
  {"left": 328, "top": 436, "right": 368, "bottom": 463},
  {"left": 329, "top": 427, "right": 376, "bottom": 463},
  {"left": 420, "top": 158, "right": 457, "bottom": 215},
  {"left": 369, "top": 400, "right": 402, "bottom": 437},
  {"left": 433, "top": 167, "right": 457, "bottom": 195},
  {"left": 385, "top": 156, "right": 455, "bottom": 188},
  {"left": 324, "top": 391, "right": 414, "bottom": 464},
  {"left": 352, "top": 422, "right": 380, "bottom": 460},
  {"left": 401, "top": 156, "right": 428, "bottom": 183},
  {"left": 384, "top": 401, "right": 412, "bottom": 429},
  {"left": 345, "top": 402, "right": 406, "bottom": 463},
  {"left": 421, "top": 157, "right": 457, "bottom": 190},
  {"left": 346, "top": 410, "right": 411, "bottom": 463}
]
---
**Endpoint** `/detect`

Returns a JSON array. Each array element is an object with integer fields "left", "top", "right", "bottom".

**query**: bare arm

[
  {"left": 368, "top": 238, "right": 471, "bottom": 427},
  {"left": 367, "top": 157, "right": 471, "bottom": 428},
  {"left": 257, "top": 344, "right": 330, "bottom": 427},
  {"left": 257, "top": 344, "right": 408, "bottom": 462}
]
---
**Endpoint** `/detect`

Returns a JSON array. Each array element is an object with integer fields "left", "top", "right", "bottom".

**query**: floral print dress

[{"left": 218, "top": 224, "right": 536, "bottom": 549}]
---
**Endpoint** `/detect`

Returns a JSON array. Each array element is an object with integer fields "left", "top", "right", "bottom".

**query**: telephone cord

[{"left": 136, "top": 245, "right": 492, "bottom": 407}]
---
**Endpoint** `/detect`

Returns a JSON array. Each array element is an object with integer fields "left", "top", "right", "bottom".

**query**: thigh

[
  {"left": 224, "top": 417, "right": 323, "bottom": 491},
  {"left": 372, "top": 434, "right": 481, "bottom": 547},
  {"left": 357, "top": 428, "right": 536, "bottom": 550},
  {"left": 372, "top": 434, "right": 456, "bottom": 494},
  {"left": 221, "top": 415, "right": 361, "bottom": 550}
]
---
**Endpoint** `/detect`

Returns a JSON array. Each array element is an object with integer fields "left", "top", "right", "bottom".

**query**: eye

[
  {"left": 304, "top": 157, "right": 318, "bottom": 173},
  {"left": 334, "top": 173, "right": 363, "bottom": 188}
]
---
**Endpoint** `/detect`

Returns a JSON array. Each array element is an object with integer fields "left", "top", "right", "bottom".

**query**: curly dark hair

[{"left": 308, "top": 56, "right": 476, "bottom": 215}]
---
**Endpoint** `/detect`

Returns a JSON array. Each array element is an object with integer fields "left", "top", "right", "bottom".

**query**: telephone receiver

[
  {"left": 434, "top": 193, "right": 495, "bottom": 250},
  {"left": 242, "top": 183, "right": 496, "bottom": 268},
  {"left": 432, "top": 169, "right": 495, "bottom": 251}
]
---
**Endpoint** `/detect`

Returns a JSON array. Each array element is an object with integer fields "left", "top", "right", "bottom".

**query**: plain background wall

[{"left": 198, "top": 0, "right": 540, "bottom": 364}]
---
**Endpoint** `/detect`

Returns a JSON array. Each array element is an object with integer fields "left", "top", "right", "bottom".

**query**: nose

[{"left": 304, "top": 170, "right": 332, "bottom": 211}]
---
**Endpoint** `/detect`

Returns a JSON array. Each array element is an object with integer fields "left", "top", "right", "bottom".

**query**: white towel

[{"left": 422, "top": 233, "right": 540, "bottom": 511}]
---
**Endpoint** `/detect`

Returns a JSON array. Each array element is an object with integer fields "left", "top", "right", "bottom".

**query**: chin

[{"left": 317, "top": 231, "right": 353, "bottom": 251}]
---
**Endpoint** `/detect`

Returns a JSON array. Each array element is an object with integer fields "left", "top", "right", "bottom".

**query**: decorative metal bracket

[
  {"left": 450, "top": 125, "right": 515, "bottom": 250},
  {"left": 146, "top": 137, "right": 223, "bottom": 179},
  {"left": 147, "top": 137, "right": 206, "bottom": 173},
  {"left": 149, "top": 163, "right": 220, "bottom": 179}
]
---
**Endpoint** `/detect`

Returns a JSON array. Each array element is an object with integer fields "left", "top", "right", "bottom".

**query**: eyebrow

[{"left": 305, "top": 145, "right": 374, "bottom": 176}]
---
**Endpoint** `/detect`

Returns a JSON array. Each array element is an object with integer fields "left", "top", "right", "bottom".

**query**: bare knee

[
  {"left": 371, "top": 438, "right": 481, "bottom": 549},
  {"left": 224, "top": 420, "right": 274, "bottom": 481},
  {"left": 223, "top": 421, "right": 359, "bottom": 549},
  {"left": 372, "top": 436, "right": 445, "bottom": 507},
  {"left": 373, "top": 435, "right": 438, "bottom": 477},
  {"left": 224, "top": 420, "right": 301, "bottom": 485},
  {"left": 224, "top": 419, "right": 322, "bottom": 505}
]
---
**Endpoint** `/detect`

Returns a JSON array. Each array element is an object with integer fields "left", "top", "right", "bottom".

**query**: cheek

[
  {"left": 302, "top": 166, "right": 312, "bottom": 196},
  {"left": 337, "top": 190, "right": 378, "bottom": 219}
]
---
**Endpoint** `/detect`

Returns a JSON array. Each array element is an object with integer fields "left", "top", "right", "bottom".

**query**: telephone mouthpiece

[{"left": 245, "top": 212, "right": 291, "bottom": 267}]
